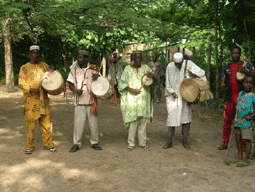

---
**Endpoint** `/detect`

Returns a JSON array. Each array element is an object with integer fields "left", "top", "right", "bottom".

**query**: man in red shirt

[{"left": 219, "top": 46, "right": 255, "bottom": 150}]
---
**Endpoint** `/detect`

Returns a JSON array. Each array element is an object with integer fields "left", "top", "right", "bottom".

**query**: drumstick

[{"left": 139, "top": 79, "right": 148, "bottom": 91}]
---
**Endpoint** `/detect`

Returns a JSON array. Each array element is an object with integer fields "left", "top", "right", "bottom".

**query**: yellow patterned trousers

[{"left": 25, "top": 114, "right": 54, "bottom": 150}]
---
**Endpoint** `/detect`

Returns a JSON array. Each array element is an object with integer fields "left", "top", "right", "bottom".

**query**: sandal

[
  {"left": 91, "top": 144, "right": 102, "bottom": 150},
  {"left": 218, "top": 144, "right": 227, "bottom": 150},
  {"left": 236, "top": 161, "right": 250, "bottom": 167},
  {"left": 181, "top": 139, "right": 190, "bottom": 149},
  {"left": 70, "top": 145, "right": 79, "bottom": 153},
  {"left": 230, "top": 158, "right": 244, "bottom": 164},
  {"left": 183, "top": 141, "right": 191, "bottom": 149},
  {"left": 25, "top": 149, "right": 32, "bottom": 154},
  {"left": 49, "top": 147, "right": 56, "bottom": 152},
  {"left": 127, "top": 146, "right": 134, "bottom": 150},
  {"left": 162, "top": 142, "right": 173, "bottom": 149},
  {"left": 140, "top": 145, "right": 151, "bottom": 149}
]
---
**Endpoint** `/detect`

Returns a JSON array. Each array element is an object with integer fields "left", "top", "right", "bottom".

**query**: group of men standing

[{"left": 19, "top": 45, "right": 253, "bottom": 158}]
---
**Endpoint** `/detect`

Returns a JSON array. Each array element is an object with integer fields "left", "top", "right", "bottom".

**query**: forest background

[{"left": 1, "top": 0, "right": 255, "bottom": 102}]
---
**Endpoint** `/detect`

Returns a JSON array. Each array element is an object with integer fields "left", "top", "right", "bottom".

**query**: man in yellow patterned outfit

[{"left": 18, "top": 45, "right": 56, "bottom": 154}]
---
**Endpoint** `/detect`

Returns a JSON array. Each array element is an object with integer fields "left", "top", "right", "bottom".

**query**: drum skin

[
  {"left": 180, "top": 78, "right": 200, "bottom": 103},
  {"left": 91, "top": 76, "right": 113, "bottom": 101},
  {"left": 41, "top": 70, "right": 65, "bottom": 95},
  {"left": 141, "top": 75, "right": 153, "bottom": 86},
  {"left": 236, "top": 72, "right": 246, "bottom": 81}
]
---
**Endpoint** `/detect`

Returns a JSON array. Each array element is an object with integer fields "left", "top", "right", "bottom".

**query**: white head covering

[
  {"left": 173, "top": 52, "right": 183, "bottom": 63},
  {"left": 30, "top": 45, "right": 40, "bottom": 51}
]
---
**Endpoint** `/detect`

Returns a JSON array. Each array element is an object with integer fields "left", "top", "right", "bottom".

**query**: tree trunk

[
  {"left": 214, "top": 4, "right": 220, "bottom": 99},
  {"left": 192, "top": 47, "right": 196, "bottom": 63},
  {"left": 207, "top": 43, "right": 211, "bottom": 81},
  {"left": 219, "top": 22, "right": 223, "bottom": 65},
  {"left": 1, "top": 18, "right": 15, "bottom": 92},
  {"left": 244, "top": 18, "right": 251, "bottom": 63}
]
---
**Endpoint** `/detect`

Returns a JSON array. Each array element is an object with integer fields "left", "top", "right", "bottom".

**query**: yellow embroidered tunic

[{"left": 18, "top": 62, "right": 51, "bottom": 120}]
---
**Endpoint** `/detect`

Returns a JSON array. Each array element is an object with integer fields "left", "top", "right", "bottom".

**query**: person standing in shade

[
  {"left": 67, "top": 50, "right": 102, "bottom": 152},
  {"left": 218, "top": 46, "right": 255, "bottom": 150},
  {"left": 119, "top": 51, "right": 154, "bottom": 149},
  {"left": 108, "top": 50, "right": 124, "bottom": 98},
  {"left": 233, "top": 76, "right": 255, "bottom": 167},
  {"left": 163, "top": 52, "right": 206, "bottom": 149},
  {"left": 18, "top": 45, "right": 56, "bottom": 154},
  {"left": 147, "top": 52, "right": 164, "bottom": 103}
]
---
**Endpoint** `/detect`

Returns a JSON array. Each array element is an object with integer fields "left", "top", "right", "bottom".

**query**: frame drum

[
  {"left": 91, "top": 76, "right": 113, "bottom": 101},
  {"left": 180, "top": 78, "right": 200, "bottom": 103},
  {"left": 41, "top": 70, "right": 65, "bottom": 95},
  {"left": 141, "top": 74, "right": 153, "bottom": 86}
]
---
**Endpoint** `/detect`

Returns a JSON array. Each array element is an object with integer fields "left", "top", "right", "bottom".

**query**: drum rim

[
  {"left": 91, "top": 76, "right": 111, "bottom": 96},
  {"left": 41, "top": 71, "right": 64, "bottom": 91},
  {"left": 180, "top": 78, "right": 200, "bottom": 102},
  {"left": 141, "top": 74, "right": 153, "bottom": 86}
]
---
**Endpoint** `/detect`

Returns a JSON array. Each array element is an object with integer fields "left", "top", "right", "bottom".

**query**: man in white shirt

[{"left": 163, "top": 52, "right": 206, "bottom": 149}]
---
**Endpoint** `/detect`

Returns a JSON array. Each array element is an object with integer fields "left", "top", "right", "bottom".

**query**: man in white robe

[{"left": 163, "top": 52, "right": 206, "bottom": 149}]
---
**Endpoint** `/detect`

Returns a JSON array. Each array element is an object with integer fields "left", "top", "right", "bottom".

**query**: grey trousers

[
  {"left": 167, "top": 123, "right": 190, "bottom": 137},
  {"left": 73, "top": 105, "right": 98, "bottom": 147},
  {"left": 128, "top": 117, "right": 148, "bottom": 147}
]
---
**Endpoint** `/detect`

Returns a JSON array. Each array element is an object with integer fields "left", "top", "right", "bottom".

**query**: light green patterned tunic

[{"left": 119, "top": 65, "right": 153, "bottom": 127}]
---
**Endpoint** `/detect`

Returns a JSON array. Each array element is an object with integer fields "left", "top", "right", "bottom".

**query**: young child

[{"left": 233, "top": 75, "right": 255, "bottom": 167}]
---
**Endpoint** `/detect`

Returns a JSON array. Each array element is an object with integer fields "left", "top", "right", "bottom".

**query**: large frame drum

[
  {"left": 41, "top": 70, "right": 65, "bottom": 95},
  {"left": 180, "top": 78, "right": 200, "bottom": 103},
  {"left": 91, "top": 76, "right": 113, "bottom": 101}
]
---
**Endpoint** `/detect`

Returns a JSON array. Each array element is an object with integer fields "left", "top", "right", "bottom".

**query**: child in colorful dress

[{"left": 233, "top": 75, "right": 255, "bottom": 167}]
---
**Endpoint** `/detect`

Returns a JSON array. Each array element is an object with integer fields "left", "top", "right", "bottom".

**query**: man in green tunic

[{"left": 119, "top": 51, "right": 154, "bottom": 149}]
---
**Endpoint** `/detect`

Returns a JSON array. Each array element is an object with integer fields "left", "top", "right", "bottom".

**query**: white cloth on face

[{"left": 165, "top": 60, "right": 206, "bottom": 127}]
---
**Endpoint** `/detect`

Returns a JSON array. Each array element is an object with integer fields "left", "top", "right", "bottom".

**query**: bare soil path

[{"left": 0, "top": 86, "right": 254, "bottom": 192}]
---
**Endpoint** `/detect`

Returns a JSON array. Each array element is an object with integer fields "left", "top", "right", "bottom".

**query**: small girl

[{"left": 233, "top": 75, "right": 255, "bottom": 167}]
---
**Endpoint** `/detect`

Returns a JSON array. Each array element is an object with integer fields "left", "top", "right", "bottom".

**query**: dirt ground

[{"left": 0, "top": 85, "right": 255, "bottom": 192}]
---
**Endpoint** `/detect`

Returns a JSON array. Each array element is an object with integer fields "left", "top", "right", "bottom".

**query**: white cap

[
  {"left": 30, "top": 45, "right": 40, "bottom": 51},
  {"left": 173, "top": 52, "right": 183, "bottom": 63}
]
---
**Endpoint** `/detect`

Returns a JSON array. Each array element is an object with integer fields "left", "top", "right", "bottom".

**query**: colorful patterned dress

[
  {"left": 18, "top": 62, "right": 54, "bottom": 150},
  {"left": 234, "top": 91, "right": 255, "bottom": 130}
]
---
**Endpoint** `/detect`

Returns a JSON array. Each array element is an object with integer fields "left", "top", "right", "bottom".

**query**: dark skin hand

[
  {"left": 69, "top": 83, "right": 83, "bottom": 96},
  {"left": 126, "top": 86, "right": 141, "bottom": 95},
  {"left": 238, "top": 65, "right": 255, "bottom": 78},
  {"left": 187, "top": 70, "right": 199, "bottom": 78},
  {"left": 48, "top": 65, "right": 55, "bottom": 71},
  {"left": 92, "top": 74, "right": 100, "bottom": 81},
  {"left": 244, "top": 113, "right": 255, "bottom": 121},
  {"left": 172, "top": 92, "right": 178, "bottom": 98},
  {"left": 69, "top": 74, "right": 99, "bottom": 96}
]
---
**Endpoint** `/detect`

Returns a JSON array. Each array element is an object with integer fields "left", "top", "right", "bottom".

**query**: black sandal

[
  {"left": 183, "top": 141, "right": 191, "bottom": 149},
  {"left": 70, "top": 145, "right": 79, "bottom": 153},
  {"left": 218, "top": 144, "right": 227, "bottom": 150},
  {"left": 162, "top": 142, "right": 173, "bottom": 149},
  {"left": 91, "top": 144, "right": 102, "bottom": 150}
]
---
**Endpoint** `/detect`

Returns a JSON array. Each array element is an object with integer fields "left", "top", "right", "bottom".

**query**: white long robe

[{"left": 165, "top": 60, "right": 206, "bottom": 127}]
